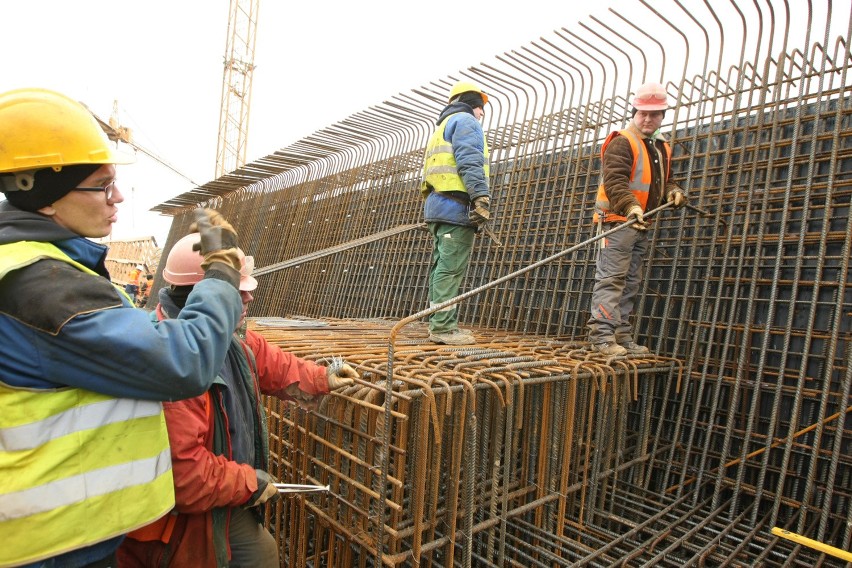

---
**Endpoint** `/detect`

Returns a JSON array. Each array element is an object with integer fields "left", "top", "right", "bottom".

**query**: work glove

[
  {"left": 245, "top": 469, "right": 280, "bottom": 507},
  {"left": 189, "top": 208, "right": 242, "bottom": 274},
  {"left": 667, "top": 189, "right": 686, "bottom": 209},
  {"left": 469, "top": 196, "right": 491, "bottom": 227},
  {"left": 327, "top": 363, "right": 359, "bottom": 390},
  {"left": 626, "top": 205, "right": 648, "bottom": 230}
]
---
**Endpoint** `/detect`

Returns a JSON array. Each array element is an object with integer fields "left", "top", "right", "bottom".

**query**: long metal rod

[{"left": 253, "top": 223, "right": 425, "bottom": 276}]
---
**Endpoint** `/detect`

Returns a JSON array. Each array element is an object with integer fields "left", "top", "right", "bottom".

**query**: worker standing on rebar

[
  {"left": 586, "top": 81, "right": 687, "bottom": 356},
  {"left": 0, "top": 88, "right": 246, "bottom": 568},
  {"left": 421, "top": 81, "right": 492, "bottom": 345},
  {"left": 117, "top": 233, "right": 358, "bottom": 568}
]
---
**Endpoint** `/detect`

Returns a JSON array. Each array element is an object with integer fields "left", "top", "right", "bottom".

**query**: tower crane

[{"left": 215, "top": 0, "right": 260, "bottom": 178}]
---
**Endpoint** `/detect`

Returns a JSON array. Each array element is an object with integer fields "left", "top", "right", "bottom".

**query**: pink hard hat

[
  {"left": 162, "top": 233, "right": 258, "bottom": 291},
  {"left": 632, "top": 82, "right": 669, "bottom": 111}
]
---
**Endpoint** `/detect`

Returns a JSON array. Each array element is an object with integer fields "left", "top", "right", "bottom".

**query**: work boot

[
  {"left": 619, "top": 341, "right": 649, "bottom": 354},
  {"left": 429, "top": 329, "right": 476, "bottom": 345},
  {"left": 590, "top": 342, "right": 627, "bottom": 356}
]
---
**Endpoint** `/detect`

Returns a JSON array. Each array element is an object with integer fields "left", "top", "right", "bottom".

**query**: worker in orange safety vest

[{"left": 586, "top": 81, "right": 687, "bottom": 357}]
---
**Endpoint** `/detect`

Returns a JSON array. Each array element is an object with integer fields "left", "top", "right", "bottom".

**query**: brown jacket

[{"left": 600, "top": 122, "right": 678, "bottom": 217}]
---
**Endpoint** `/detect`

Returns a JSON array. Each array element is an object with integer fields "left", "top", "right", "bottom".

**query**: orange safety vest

[{"left": 593, "top": 128, "right": 671, "bottom": 223}]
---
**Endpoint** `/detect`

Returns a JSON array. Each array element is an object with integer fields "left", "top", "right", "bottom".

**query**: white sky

[
  {"left": 3, "top": 1, "right": 843, "bottom": 247},
  {"left": 1, "top": 0, "right": 618, "bottom": 245}
]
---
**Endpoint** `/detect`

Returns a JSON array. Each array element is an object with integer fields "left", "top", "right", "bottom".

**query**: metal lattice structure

[
  {"left": 214, "top": 0, "right": 260, "bottom": 178},
  {"left": 152, "top": 1, "right": 851, "bottom": 565}
]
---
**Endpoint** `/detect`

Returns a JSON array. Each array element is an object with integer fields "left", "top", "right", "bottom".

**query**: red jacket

[{"left": 118, "top": 326, "right": 328, "bottom": 567}]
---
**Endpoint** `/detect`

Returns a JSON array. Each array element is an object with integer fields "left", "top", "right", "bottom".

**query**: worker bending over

[
  {"left": 0, "top": 88, "right": 244, "bottom": 567},
  {"left": 118, "top": 232, "right": 358, "bottom": 567}
]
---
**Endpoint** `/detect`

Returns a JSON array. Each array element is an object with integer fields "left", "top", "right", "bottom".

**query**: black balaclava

[
  {"left": 456, "top": 92, "right": 484, "bottom": 110},
  {"left": 2, "top": 164, "right": 100, "bottom": 212},
  {"left": 166, "top": 285, "right": 194, "bottom": 310}
]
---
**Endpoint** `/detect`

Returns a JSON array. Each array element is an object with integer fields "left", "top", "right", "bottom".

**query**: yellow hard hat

[
  {"left": 448, "top": 81, "right": 489, "bottom": 105},
  {"left": 631, "top": 82, "right": 669, "bottom": 111},
  {"left": 0, "top": 88, "right": 134, "bottom": 174}
]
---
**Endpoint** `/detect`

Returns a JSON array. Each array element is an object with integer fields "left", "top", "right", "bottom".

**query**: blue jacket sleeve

[
  {"left": 445, "top": 113, "right": 490, "bottom": 200},
  {"left": 35, "top": 278, "right": 242, "bottom": 401}
]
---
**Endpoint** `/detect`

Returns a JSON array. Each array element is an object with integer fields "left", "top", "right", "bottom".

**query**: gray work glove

[
  {"left": 469, "top": 196, "right": 491, "bottom": 226},
  {"left": 626, "top": 205, "right": 648, "bottom": 230},
  {"left": 189, "top": 208, "right": 242, "bottom": 275},
  {"left": 667, "top": 189, "right": 686, "bottom": 209},
  {"left": 245, "top": 469, "right": 280, "bottom": 507}
]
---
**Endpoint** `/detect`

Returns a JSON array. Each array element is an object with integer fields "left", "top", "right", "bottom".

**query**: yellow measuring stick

[{"left": 771, "top": 527, "right": 852, "bottom": 562}]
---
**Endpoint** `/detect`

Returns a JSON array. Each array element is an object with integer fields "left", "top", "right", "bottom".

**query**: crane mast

[{"left": 215, "top": 0, "right": 259, "bottom": 178}]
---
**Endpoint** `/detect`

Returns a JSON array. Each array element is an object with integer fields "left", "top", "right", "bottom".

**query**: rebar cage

[{"left": 154, "top": 1, "right": 851, "bottom": 565}]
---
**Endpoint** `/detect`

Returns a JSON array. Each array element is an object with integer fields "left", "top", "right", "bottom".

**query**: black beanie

[
  {"left": 2, "top": 164, "right": 101, "bottom": 212},
  {"left": 457, "top": 92, "right": 485, "bottom": 109}
]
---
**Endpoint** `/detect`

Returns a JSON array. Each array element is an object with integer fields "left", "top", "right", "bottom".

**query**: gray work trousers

[
  {"left": 228, "top": 507, "right": 278, "bottom": 567},
  {"left": 587, "top": 223, "right": 649, "bottom": 345}
]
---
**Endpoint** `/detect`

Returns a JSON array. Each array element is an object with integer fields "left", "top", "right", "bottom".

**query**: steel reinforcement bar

[{"left": 154, "top": 1, "right": 851, "bottom": 565}]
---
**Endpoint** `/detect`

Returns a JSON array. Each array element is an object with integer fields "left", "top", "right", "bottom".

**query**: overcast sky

[
  {"left": 3, "top": 1, "right": 842, "bottom": 246},
  {"left": 1, "top": 0, "right": 623, "bottom": 244}
]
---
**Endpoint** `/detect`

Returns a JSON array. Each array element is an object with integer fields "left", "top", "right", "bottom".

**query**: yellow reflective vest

[
  {"left": 593, "top": 128, "right": 672, "bottom": 223},
  {"left": 0, "top": 241, "right": 174, "bottom": 567},
  {"left": 421, "top": 114, "right": 490, "bottom": 196}
]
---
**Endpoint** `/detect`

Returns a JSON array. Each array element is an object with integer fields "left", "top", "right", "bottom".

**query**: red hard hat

[
  {"left": 162, "top": 233, "right": 257, "bottom": 291},
  {"left": 632, "top": 82, "right": 669, "bottom": 111}
]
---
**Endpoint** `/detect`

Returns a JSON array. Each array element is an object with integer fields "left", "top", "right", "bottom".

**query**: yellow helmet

[
  {"left": 448, "top": 81, "right": 489, "bottom": 105},
  {"left": 0, "top": 88, "right": 134, "bottom": 174}
]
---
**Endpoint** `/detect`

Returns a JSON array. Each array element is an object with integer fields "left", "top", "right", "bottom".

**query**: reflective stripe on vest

[
  {"left": 0, "top": 240, "right": 174, "bottom": 567},
  {"left": 421, "top": 113, "right": 490, "bottom": 197},
  {"left": 593, "top": 129, "right": 671, "bottom": 223}
]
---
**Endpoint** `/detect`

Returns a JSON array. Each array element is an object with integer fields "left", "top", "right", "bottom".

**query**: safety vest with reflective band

[
  {"left": 593, "top": 128, "right": 671, "bottom": 223},
  {"left": 0, "top": 240, "right": 174, "bottom": 567},
  {"left": 421, "top": 113, "right": 490, "bottom": 197}
]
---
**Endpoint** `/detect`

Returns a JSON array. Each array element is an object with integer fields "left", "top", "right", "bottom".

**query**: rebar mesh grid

[
  {"left": 253, "top": 319, "right": 846, "bottom": 566},
  {"left": 153, "top": 1, "right": 851, "bottom": 565}
]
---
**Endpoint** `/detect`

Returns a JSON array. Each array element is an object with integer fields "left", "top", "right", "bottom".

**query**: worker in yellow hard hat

[
  {"left": 118, "top": 233, "right": 357, "bottom": 568},
  {"left": 0, "top": 88, "right": 246, "bottom": 568},
  {"left": 587, "top": 81, "right": 687, "bottom": 356},
  {"left": 420, "top": 80, "right": 492, "bottom": 345}
]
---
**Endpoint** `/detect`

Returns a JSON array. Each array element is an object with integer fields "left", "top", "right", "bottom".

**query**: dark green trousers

[{"left": 427, "top": 223, "right": 476, "bottom": 334}]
